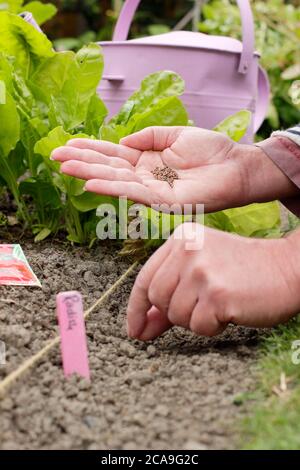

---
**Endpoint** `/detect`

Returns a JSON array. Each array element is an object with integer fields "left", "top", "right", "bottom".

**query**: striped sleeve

[
  {"left": 256, "top": 126, "right": 300, "bottom": 217},
  {"left": 272, "top": 124, "right": 300, "bottom": 146}
]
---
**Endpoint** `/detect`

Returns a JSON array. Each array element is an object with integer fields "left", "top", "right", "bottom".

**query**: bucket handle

[{"left": 113, "top": 0, "right": 255, "bottom": 75}]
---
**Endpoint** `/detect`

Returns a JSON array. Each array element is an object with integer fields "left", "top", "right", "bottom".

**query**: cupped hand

[
  {"left": 51, "top": 126, "right": 253, "bottom": 212},
  {"left": 126, "top": 223, "right": 300, "bottom": 341}
]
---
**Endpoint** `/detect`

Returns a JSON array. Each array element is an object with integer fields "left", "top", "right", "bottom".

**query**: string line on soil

[{"left": 0, "top": 261, "right": 140, "bottom": 398}]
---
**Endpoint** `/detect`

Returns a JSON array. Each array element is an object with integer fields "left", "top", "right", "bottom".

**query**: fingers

[
  {"left": 189, "top": 300, "right": 227, "bottom": 337},
  {"left": 138, "top": 307, "right": 173, "bottom": 342},
  {"left": 60, "top": 160, "right": 142, "bottom": 183},
  {"left": 120, "top": 126, "right": 184, "bottom": 151},
  {"left": 51, "top": 146, "right": 133, "bottom": 169},
  {"left": 167, "top": 278, "right": 198, "bottom": 329},
  {"left": 84, "top": 179, "right": 153, "bottom": 205},
  {"left": 67, "top": 138, "right": 141, "bottom": 165},
  {"left": 147, "top": 252, "right": 181, "bottom": 315},
  {"left": 127, "top": 240, "right": 172, "bottom": 339}
]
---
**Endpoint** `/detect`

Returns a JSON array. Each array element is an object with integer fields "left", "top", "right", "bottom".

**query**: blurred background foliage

[
  {"left": 2, "top": 0, "right": 300, "bottom": 136},
  {"left": 198, "top": 0, "right": 300, "bottom": 138}
]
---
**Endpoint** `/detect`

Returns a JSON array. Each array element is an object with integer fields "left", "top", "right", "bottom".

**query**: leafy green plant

[
  {"left": 199, "top": 0, "right": 300, "bottom": 138},
  {"left": 0, "top": 11, "right": 281, "bottom": 247},
  {"left": 0, "top": 0, "right": 57, "bottom": 25},
  {"left": 0, "top": 12, "right": 190, "bottom": 244}
]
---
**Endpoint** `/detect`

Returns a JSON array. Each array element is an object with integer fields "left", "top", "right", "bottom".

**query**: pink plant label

[{"left": 56, "top": 291, "right": 90, "bottom": 380}]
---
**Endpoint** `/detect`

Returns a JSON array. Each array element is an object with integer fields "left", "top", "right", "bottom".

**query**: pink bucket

[{"left": 98, "top": 0, "right": 270, "bottom": 143}]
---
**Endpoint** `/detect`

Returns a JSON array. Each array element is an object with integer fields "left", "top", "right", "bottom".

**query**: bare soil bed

[{"left": 0, "top": 230, "right": 259, "bottom": 450}]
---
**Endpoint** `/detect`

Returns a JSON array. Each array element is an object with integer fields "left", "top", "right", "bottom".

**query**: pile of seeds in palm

[{"left": 152, "top": 165, "right": 179, "bottom": 188}]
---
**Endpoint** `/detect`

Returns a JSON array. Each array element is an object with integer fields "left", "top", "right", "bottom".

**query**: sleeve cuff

[{"left": 256, "top": 136, "right": 300, "bottom": 217}]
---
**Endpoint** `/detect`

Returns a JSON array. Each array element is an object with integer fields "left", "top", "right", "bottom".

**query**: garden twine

[{"left": 0, "top": 261, "right": 140, "bottom": 398}]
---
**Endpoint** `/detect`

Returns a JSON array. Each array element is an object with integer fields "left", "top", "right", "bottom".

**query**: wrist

[{"left": 230, "top": 142, "right": 299, "bottom": 206}]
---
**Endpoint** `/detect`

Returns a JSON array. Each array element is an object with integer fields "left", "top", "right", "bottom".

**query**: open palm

[{"left": 52, "top": 126, "right": 247, "bottom": 212}]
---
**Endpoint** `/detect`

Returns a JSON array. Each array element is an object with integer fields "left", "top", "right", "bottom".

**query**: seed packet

[{"left": 0, "top": 245, "right": 41, "bottom": 287}]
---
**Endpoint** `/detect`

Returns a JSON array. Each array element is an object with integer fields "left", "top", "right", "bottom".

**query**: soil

[
  {"left": 0, "top": 232, "right": 260, "bottom": 450},
  {"left": 152, "top": 166, "right": 179, "bottom": 188}
]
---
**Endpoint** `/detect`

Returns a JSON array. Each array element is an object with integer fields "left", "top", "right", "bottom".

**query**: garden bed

[{"left": 0, "top": 229, "right": 260, "bottom": 450}]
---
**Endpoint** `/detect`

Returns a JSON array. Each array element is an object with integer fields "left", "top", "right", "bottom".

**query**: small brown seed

[{"left": 152, "top": 165, "right": 179, "bottom": 188}]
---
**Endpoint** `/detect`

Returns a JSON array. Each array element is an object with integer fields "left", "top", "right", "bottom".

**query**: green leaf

[
  {"left": 19, "top": 177, "right": 61, "bottom": 210},
  {"left": 100, "top": 123, "right": 125, "bottom": 144},
  {"left": 48, "top": 44, "right": 104, "bottom": 131},
  {"left": 34, "top": 126, "right": 88, "bottom": 157},
  {"left": 0, "top": 79, "right": 5, "bottom": 103},
  {"left": 29, "top": 51, "right": 75, "bottom": 104},
  {"left": 34, "top": 227, "right": 52, "bottom": 242},
  {"left": 206, "top": 202, "right": 281, "bottom": 238},
  {"left": 24, "top": 2, "right": 57, "bottom": 26},
  {"left": 214, "top": 110, "right": 252, "bottom": 142},
  {"left": 0, "top": 53, "right": 15, "bottom": 96},
  {"left": 130, "top": 96, "right": 188, "bottom": 134},
  {"left": 71, "top": 192, "right": 115, "bottom": 213},
  {"left": 34, "top": 126, "right": 91, "bottom": 215},
  {"left": 0, "top": 82, "right": 20, "bottom": 156},
  {"left": 84, "top": 94, "right": 107, "bottom": 137},
  {"left": 0, "top": 1, "right": 23, "bottom": 14},
  {"left": 101, "top": 71, "right": 188, "bottom": 143},
  {"left": 110, "top": 71, "right": 185, "bottom": 126},
  {"left": 204, "top": 211, "right": 235, "bottom": 233},
  {"left": 0, "top": 12, "right": 54, "bottom": 75}
]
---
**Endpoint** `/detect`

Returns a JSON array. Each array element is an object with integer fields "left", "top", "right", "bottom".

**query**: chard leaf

[
  {"left": 0, "top": 53, "right": 14, "bottom": 93},
  {"left": 29, "top": 51, "right": 75, "bottom": 104},
  {"left": 0, "top": 12, "right": 54, "bottom": 75},
  {"left": 100, "top": 124, "right": 126, "bottom": 144},
  {"left": 47, "top": 44, "right": 104, "bottom": 131},
  {"left": 128, "top": 96, "right": 188, "bottom": 134},
  {"left": 34, "top": 126, "right": 88, "bottom": 190},
  {"left": 110, "top": 71, "right": 185, "bottom": 126},
  {"left": 205, "top": 202, "right": 281, "bottom": 237},
  {"left": 101, "top": 96, "right": 188, "bottom": 143},
  {"left": 34, "top": 126, "right": 88, "bottom": 158},
  {"left": 19, "top": 177, "right": 61, "bottom": 210},
  {"left": 71, "top": 192, "right": 114, "bottom": 213},
  {"left": 34, "top": 126, "right": 104, "bottom": 211},
  {"left": 23, "top": 1, "right": 57, "bottom": 25},
  {"left": 101, "top": 71, "right": 189, "bottom": 143},
  {"left": 0, "top": 81, "right": 20, "bottom": 156},
  {"left": 0, "top": 1, "right": 23, "bottom": 14},
  {"left": 214, "top": 110, "right": 252, "bottom": 142},
  {"left": 0, "top": 79, "right": 5, "bottom": 103},
  {"left": 204, "top": 211, "right": 235, "bottom": 232},
  {"left": 223, "top": 202, "right": 281, "bottom": 237},
  {"left": 84, "top": 94, "right": 107, "bottom": 137}
]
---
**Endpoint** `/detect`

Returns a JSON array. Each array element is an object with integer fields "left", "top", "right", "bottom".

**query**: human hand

[
  {"left": 126, "top": 223, "right": 300, "bottom": 341},
  {"left": 51, "top": 126, "right": 296, "bottom": 213}
]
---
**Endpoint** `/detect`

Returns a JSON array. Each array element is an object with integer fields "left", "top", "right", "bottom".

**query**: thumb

[{"left": 120, "top": 126, "right": 184, "bottom": 151}]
